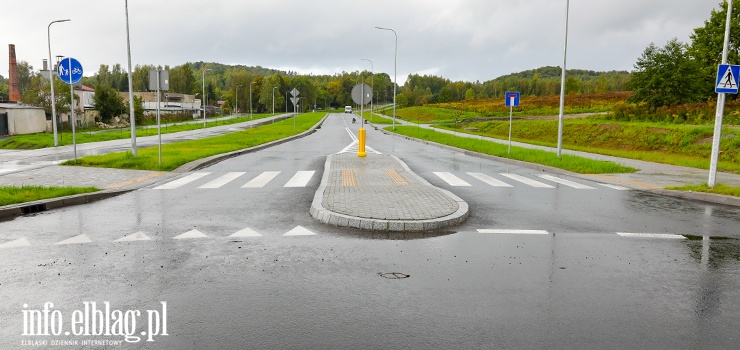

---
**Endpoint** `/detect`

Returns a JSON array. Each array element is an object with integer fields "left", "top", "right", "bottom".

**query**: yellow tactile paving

[
  {"left": 105, "top": 171, "right": 167, "bottom": 189},
  {"left": 341, "top": 169, "right": 356, "bottom": 186},
  {"left": 384, "top": 169, "right": 409, "bottom": 186}
]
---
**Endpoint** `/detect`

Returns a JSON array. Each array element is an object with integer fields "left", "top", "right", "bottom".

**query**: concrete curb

[
  {"left": 378, "top": 127, "right": 740, "bottom": 208},
  {"left": 309, "top": 154, "right": 470, "bottom": 232},
  {"left": 0, "top": 114, "right": 330, "bottom": 221},
  {"left": 0, "top": 189, "right": 133, "bottom": 222}
]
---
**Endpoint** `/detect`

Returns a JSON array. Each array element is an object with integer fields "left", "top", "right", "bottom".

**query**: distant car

[{"left": 344, "top": 106, "right": 352, "bottom": 113}]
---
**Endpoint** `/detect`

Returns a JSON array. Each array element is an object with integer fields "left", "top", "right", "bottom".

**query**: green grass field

[
  {"left": 388, "top": 126, "right": 635, "bottom": 174},
  {"left": 437, "top": 119, "right": 740, "bottom": 174},
  {"left": 0, "top": 186, "right": 100, "bottom": 206},
  {"left": 0, "top": 113, "right": 275, "bottom": 149},
  {"left": 63, "top": 112, "right": 325, "bottom": 171},
  {"left": 666, "top": 183, "right": 740, "bottom": 197}
]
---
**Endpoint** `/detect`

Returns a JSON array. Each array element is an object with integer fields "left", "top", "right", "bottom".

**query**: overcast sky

[{"left": 0, "top": 0, "right": 722, "bottom": 84}]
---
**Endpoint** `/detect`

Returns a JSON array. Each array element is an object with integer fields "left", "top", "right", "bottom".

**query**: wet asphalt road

[{"left": 0, "top": 114, "right": 739, "bottom": 349}]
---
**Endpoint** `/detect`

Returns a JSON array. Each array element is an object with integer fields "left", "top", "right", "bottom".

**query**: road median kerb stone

[{"left": 310, "top": 152, "right": 469, "bottom": 232}]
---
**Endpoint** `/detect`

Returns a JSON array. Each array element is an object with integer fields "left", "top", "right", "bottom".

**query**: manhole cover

[{"left": 377, "top": 272, "right": 410, "bottom": 279}]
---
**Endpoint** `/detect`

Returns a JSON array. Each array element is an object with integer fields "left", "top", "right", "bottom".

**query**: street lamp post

[
  {"left": 285, "top": 91, "right": 288, "bottom": 113},
  {"left": 250, "top": 81, "right": 256, "bottom": 119},
  {"left": 202, "top": 68, "right": 212, "bottom": 128},
  {"left": 375, "top": 26, "right": 397, "bottom": 130},
  {"left": 124, "top": 0, "right": 137, "bottom": 157},
  {"left": 47, "top": 19, "right": 70, "bottom": 147},
  {"left": 235, "top": 84, "right": 243, "bottom": 116},
  {"left": 272, "top": 86, "right": 277, "bottom": 116},
  {"left": 361, "top": 58, "right": 373, "bottom": 122},
  {"left": 556, "top": 0, "right": 570, "bottom": 157}
]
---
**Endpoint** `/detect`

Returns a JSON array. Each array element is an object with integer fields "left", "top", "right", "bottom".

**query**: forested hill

[
  {"left": 476, "top": 66, "right": 632, "bottom": 97},
  {"left": 490, "top": 66, "right": 629, "bottom": 82}
]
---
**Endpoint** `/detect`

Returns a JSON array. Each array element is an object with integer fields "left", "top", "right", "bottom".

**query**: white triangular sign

[
  {"left": 283, "top": 226, "right": 316, "bottom": 236},
  {"left": 229, "top": 227, "right": 263, "bottom": 237},
  {"left": 114, "top": 231, "right": 152, "bottom": 242},
  {"left": 0, "top": 237, "right": 31, "bottom": 248},
  {"left": 173, "top": 229, "right": 207, "bottom": 239},
  {"left": 717, "top": 66, "right": 738, "bottom": 89},
  {"left": 55, "top": 234, "right": 92, "bottom": 245}
]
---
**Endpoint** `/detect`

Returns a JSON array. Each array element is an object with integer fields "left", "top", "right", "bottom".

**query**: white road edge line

[
  {"left": 477, "top": 229, "right": 550, "bottom": 235},
  {"left": 616, "top": 232, "right": 686, "bottom": 239}
]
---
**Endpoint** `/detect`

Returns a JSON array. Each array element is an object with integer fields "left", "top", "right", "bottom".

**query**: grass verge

[
  {"left": 0, "top": 186, "right": 100, "bottom": 206},
  {"left": 0, "top": 113, "right": 276, "bottom": 150},
  {"left": 666, "top": 183, "right": 740, "bottom": 197},
  {"left": 359, "top": 111, "right": 394, "bottom": 124},
  {"left": 388, "top": 126, "right": 635, "bottom": 174},
  {"left": 62, "top": 112, "right": 325, "bottom": 171}
]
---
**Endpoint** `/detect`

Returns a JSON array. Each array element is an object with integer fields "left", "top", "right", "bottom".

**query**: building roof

[{"left": 80, "top": 85, "right": 95, "bottom": 92}]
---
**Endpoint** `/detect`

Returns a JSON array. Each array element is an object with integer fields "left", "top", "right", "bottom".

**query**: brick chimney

[{"left": 8, "top": 44, "right": 21, "bottom": 102}]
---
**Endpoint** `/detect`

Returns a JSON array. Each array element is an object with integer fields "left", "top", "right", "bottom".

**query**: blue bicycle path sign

[{"left": 57, "top": 57, "right": 83, "bottom": 85}]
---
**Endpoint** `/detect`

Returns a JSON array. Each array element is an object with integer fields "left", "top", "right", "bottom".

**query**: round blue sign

[{"left": 57, "top": 57, "right": 83, "bottom": 85}]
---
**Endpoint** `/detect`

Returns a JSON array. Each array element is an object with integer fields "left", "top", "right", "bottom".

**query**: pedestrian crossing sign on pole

[{"left": 715, "top": 64, "right": 740, "bottom": 94}]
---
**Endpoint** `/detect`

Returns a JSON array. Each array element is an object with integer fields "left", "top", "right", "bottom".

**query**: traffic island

[{"left": 310, "top": 153, "right": 469, "bottom": 232}]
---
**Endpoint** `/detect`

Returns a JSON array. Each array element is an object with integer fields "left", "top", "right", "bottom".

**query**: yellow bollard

[{"left": 357, "top": 128, "right": 367, "bottom": 157}]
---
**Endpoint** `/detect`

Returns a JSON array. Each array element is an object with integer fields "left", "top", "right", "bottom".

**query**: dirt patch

[{"left": 600, "top": 124, "right": 619, "bottom": 131}]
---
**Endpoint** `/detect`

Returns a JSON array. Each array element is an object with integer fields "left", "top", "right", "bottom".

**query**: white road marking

[
  {"left": 54, "top": 234, "right": 92, "bottom": 245},
  {"left": 344, "top": 127, "right": 358, "bottom": 141},
  {"left": 0, "top": 237, "right": 31, "bottom": 248},
  {"left": 154, "top": 172, "right": 211, "bottom": 189},
  {"left": 500, "top": 173, "right": 555, "bottom": 188},
  {"left": 242, "top": 171, "right": 281, "bottom": 188},
  {"left": 537, "top": 174, "right": 595, "bottom": 189},
  {"left": 0, "top": 168, "right": 19, "bottom": 175},
  {"left": 477, "top": 229, "right": 550, "bottom": 235},
  {"left": 173, "top": 229, "right": 208, "bottom": 239},
  {"left": 467, "top": 172, "right": 513, "bottom": 187},
  {"left": 338, "top": 141, "right": 382, "bottom": 155},
  {"left": 284, "top": 171, "right": 315, "bottom": 187},
  {"left": 229, "top": 227, "right": 263, "bottom": 237},
  {"left": 433, "top": 172, "right": 472, "bottom": 186},
  {"left": 616, "top": 232, "right": 686, "bottom": 239},
  {"left": 198, "top": 172, "right": 246, "bottom": 189},
  {"left": 283, "top": 226, "right": 316, "bottom": 236},
  {"left": 114, "top": 231, "right": 152, "bottom": 242},
  {"left": 599, "top": 183, "right": 630, "bottom": 190}
]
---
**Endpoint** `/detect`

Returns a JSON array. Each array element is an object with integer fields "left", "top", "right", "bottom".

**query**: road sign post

[
  {"left": 57, "top": 57, "right": 83, "bottom": 163},
  {"left": 150, "top": 69, "right": 169, "bottom": 166},
  {"left": 505, "top": 92, "right": 520, "bottom": 154}
]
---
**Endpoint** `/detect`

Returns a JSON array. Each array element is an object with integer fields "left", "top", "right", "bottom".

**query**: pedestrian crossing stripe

[
  {"left": 199, "top": 172, "right": 246, "bottom": 189},
  {"left": 598, "top": 183, "right": 629, "bottom": 190},
  {"left": 537, "top": 174, "right": 595, "bottom": 189},
  {"left": 467, "top": 172, "right": 513, "bottom": 187},
  {"left": 500, "top": 173, "right": 554, "bottom": 188},
  {"left": 242, "top": 171, "right": 281, "bottom": 188},
  {"left": 229, "top": 227, "right": 263, "bottom": 237},
  {"left": 173, "top": 229, "right": 207, "bottom": 239},
  {"left": 114, "top": 231, "right": 152, "bottom": 242},
  {"left": 54, "top": 234, "right": 92, "bottom": 245},
  {"left": 284, "top": 171, "right": 316, "bottom": 187},
  {"left": 154, "top": 172, "right": 211, "bottom": 190},
  {"left": 0, "top": 237, "right": 31, "bottom": 248},
  {"left": 283, "top": 226, "right": 316, "bottom": 236},
  {"left": 433, "top": 172, "right": 471, "bottom": 186}
]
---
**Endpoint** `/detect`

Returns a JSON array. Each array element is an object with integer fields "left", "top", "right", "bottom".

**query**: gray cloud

[{"left": 0, "top": 0, "right": 721, "bottom": 84}]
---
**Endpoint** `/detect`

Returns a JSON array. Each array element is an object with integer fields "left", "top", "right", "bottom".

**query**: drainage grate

[{"left": 21, "top": 203, "right": 47, "bottom": 214}]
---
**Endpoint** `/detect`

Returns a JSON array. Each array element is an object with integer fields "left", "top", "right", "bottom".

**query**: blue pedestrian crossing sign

[
  {"left": 505, "top": 91, "right": 520, "bottom": 107},
  {"left": 57, "top": 57, "right": 83, "bottom": 85},
  {"left": 715, "top": 64, "right": 740, "bottom": 94}
]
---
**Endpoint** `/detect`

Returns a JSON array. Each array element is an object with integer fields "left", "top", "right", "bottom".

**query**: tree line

[{"left": 628, "top": 0, "right": 740, "bottom": 109}]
